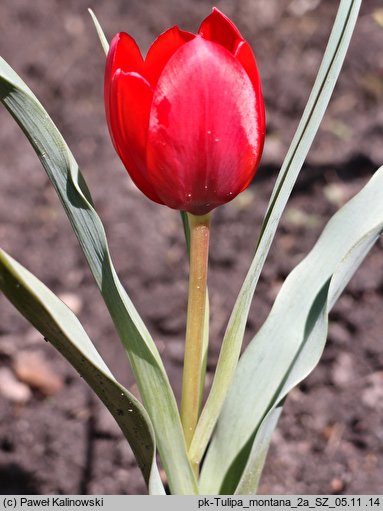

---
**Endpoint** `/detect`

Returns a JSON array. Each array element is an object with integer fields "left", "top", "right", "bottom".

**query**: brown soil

[{"left": 0, "top": 0, "right": 382, "bottom": 495}]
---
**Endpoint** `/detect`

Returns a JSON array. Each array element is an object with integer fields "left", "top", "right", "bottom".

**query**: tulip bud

[{"left": 104, "top": 8, "right": 265, "bottom": 215}]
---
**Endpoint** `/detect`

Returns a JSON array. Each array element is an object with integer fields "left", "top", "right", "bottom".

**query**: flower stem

[{"left": 181, "top": 212, "right": 211, "bottom": 453}]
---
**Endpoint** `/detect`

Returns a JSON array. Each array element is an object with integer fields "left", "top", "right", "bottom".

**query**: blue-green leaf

[
  {"left": 191, "top": 0, "right": 362, "bottom": 472},
  {"left": 0, "top": 57, "right": 196, "bottom": 495},
  {"left": 0, "top": 248, "right": 165, "bottom": 495},
  {"left": 201, "top": 165, "right": 383, "bottom": 494}
]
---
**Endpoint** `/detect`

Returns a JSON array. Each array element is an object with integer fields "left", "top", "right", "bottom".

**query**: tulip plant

[{"left": 0, "top": 0, "right": 381, "bottom": 495}]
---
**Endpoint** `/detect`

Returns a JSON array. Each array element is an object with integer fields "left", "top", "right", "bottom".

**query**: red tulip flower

[{"left": 104, "top": 8, "right": 265, "bottom": 216}]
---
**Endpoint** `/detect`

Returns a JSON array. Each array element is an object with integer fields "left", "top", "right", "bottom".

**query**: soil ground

[{"left": 0, "top": 0, "right": 382, "bottom": 495}]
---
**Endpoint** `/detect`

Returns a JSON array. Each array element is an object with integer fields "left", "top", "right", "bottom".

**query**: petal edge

[
  {"left": 144, "top": 26, "right": 195, "bottom": 87},
  {"left": 109, "top": 70, "right": 163, "bottom": 204},
  {"left": 198, "top": 8, "right": 243, "bottom": 54}
]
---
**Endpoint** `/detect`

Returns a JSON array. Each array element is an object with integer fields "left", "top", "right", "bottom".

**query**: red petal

[
  {"left": 198, "top": 8, "right": 243, "bottom": 54},
  {"left": 199, "top": 9, "right": 265, "bottom": 134},
  {"left": 107, "top": 32, "right": 144, "bottom": 75},
  {"left": 108, "top": 70, "right": 163, "bottom": 204},
  {"left": 147, "top": 37, "right": 263, "bottom": 215},
  {"left": 235, "top": 41, "right": 266, "bottom": 141},
  {"left": 144, "top": 26, "right": 195, "bottom": 88},
  {"left": 105, "top": 32, "right": 144, "bottom": 130}
]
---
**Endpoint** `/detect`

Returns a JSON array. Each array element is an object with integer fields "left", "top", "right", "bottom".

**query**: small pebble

[
  {"left": 330, "top": 477, "right": 344, "bottom": 493},
  {"left": 13, "top": 351, "right": 64, "bottom": 396},
  {"left": 362, "top": 372, "right": 383, "bottom": 411},
  {"left": 331, "top": 352, "right": 354, "bottom": 387},
  {"left": 0, "top": 367, "right": 32, "bottom": 404}
]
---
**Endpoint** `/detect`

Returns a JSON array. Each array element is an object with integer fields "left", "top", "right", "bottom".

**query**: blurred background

[{"left": 0, "top": 0, "right": 382, "bottom": 495}]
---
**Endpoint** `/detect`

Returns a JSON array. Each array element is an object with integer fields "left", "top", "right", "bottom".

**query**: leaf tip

[{"left": 88, "top": 8, "right": 109, "bottom": 56}]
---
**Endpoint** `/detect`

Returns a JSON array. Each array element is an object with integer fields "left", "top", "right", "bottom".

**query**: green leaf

[
  {"left": 234, "top": 285, "right": 330, "bottom": 495},
  {"left": 234, "top": 405, "right": 284, "bottom": 495},
  {"left": 88, "top": 9, "right": 109, "bottom": 56},
  {"left": 190, "top": 0, "right": 362, "bottom": 469},
  {"left": 181, "top": 211, "right": 191, "bottom": 255},
  {"left": 200, "top": 165, "right": 383, "bottom": 494},
  {"left": 0, "top": 58, "right": 197, "bottom": 495},
  {"left": 0, "top": 249, "right": 165, "bottom": 495}
]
